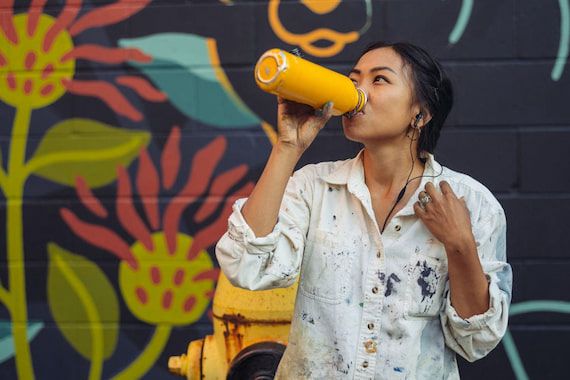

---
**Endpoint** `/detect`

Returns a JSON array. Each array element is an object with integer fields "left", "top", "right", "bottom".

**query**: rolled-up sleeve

[
  {"left": 215, "top": 167, "right": 313, "bottom": 291},
  {"left": 440, "top": 208, "right": 513, "bottom": 362}
]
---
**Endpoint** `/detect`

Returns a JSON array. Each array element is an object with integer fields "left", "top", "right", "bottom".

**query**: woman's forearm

[
  {"left": 445, "top": 237, "right": 490, "bottom": 319},
  {"left": 241, "top": 144, "right": 302, "bottom": 237}
]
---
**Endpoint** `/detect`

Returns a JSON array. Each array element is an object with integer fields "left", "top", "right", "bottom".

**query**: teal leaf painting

[
  {"left": 119, "top": 33, "right": 261, "bottom": 128},
  {"left": 552, "top": 0, "right": 569, "bottom": 81},
  {"left": 503, "top": 300, "right": 570, "bottom": 379},
  {"left": 448, "top": 0, "right": 473, "bottom": 44},
  {"left": 0, "top": 321, "right": 44, "bottom": 364},
  {"left": 448, "top": 0, "right": 569, "bottom": 81}
]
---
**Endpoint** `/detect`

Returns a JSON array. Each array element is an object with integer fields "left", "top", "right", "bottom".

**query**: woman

[{"left": 216, "top": 41, "right": 512, "bottom": 379}]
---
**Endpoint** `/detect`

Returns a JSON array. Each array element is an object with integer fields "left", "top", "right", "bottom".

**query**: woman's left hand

[{"left": 413, "top": 181, "right": 475, "bottom": 251}]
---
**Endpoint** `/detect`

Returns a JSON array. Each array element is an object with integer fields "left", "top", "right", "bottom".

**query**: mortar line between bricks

[
  {"left": 509, "top": 258, "right": 570, "bottom": 264},
  {"left": 495, "top": 193, "right": 570, "bottom": 198},
  {"left": 2, "top": 193, "right": 570, "bottom": 202},
  {"left": 6, "top": 126, "right": 569, "bottom": 140},
  {"left": 506, "top": 325, "right": 570, "bottom": 330},
  {"left": 445, "top": 125, "right": 570, "bottom": 131},
  {"left": 3, "top": 58, "right": 570, "bottom": 75},
  {"left": 1, "top": 321, "right": 215, "bottom": 328},
  {"left": 0, "top": 195, "right": 247, "bottom": 202}
]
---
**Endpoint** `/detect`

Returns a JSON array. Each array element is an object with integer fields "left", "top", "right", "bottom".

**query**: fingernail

[{"left": 325, "top": 101, "right": 334, "bottom": 113}]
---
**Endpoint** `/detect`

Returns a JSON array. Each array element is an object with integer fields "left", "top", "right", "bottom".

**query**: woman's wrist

[
  {"left": 445, "top": 232, "right": 490, "bottom": 318},
  {"left": 443, "top": 232, "right": 477, "bottom": 257},
  {"left": 274, "top": 141, "right": 304, "bottom": 162}
]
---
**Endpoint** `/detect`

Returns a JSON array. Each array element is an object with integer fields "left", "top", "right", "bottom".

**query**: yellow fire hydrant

[{"left": 169, "top": 273, "right": 297, "bottom": 379}]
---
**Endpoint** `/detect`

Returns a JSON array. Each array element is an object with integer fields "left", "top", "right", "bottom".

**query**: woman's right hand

[{"left": 276, "top": 97, "right": 334, "bottom": 154}]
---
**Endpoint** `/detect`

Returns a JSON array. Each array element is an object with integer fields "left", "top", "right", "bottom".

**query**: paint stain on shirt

[
  {"left": 416, "top": 260, "right": 440, "bottom": 301},
  {"left": 333, "top": 348, "right": 350, "bottom": 375},
  {"left": 378, "top": 271, "right": 386, "bottom": 284},
  {"left": 385, "top": 273, "right": 401, "bottom": 297},
  {"left": 301, "top": 312, "right": 315, "bottom": 325}
]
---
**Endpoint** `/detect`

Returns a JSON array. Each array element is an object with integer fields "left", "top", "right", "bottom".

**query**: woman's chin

[{"left": 342, "top": 123, "right": 365, "bottom": 143}]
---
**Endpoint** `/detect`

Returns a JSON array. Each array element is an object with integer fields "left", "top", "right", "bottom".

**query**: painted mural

[{"left": 0, "top": 0, "right": 569, "bottom": 379}]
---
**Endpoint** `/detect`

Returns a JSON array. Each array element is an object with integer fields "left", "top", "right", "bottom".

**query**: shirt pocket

[
  {"left": 405, "top": 254, "right": 448, "bottom": 318},
  {"left": 299, "top": 229, "right": 357, "bottom": 304}
]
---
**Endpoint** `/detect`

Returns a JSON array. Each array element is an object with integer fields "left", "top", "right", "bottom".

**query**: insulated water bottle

[{"left": 254, "top": 48, "right": 366, "bottom": 117}]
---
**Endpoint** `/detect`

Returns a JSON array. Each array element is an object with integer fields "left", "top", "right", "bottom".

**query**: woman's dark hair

[{"left": 358, "top": 41, "right": 453, "bottom": 155}]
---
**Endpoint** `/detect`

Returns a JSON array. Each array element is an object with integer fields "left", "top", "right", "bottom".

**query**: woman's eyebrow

[{"left": 349, "top": 66, "right": 398, "bottom": 76}]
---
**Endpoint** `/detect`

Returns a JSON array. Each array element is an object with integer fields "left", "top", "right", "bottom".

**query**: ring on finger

[{"left": 418, "top": 191, "right": 432, "bottom": 209}]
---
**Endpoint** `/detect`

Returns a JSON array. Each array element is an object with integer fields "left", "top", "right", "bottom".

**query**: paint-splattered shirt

[{"left": 216, "top": 151, "right": 512, "bottom": 379}]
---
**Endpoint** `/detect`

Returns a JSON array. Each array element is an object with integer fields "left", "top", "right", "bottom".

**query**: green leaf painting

[
  {"left": 118, "top": 33, "right": 261, "bottom": 128},
  {"left": 27, "top": 119, "right": 150, "bottom": 188},
  {"left": 47, "top": 243, "right": 119, "bottom": 363},
  {"left": 0, "top": 321, "right": 43, "bottom": 364}
]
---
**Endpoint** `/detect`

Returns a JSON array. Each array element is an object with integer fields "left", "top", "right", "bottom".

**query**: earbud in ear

[{"left": 412, "top": 112, "right": 423, "bottom": 129}]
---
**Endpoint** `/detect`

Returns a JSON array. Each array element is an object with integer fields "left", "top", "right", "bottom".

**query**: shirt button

[
  {"left": 395, "top": 225, "right": 401, "bottom": 231},
  {"left": 364, "top": 340, "right": 377, "bottom": 354},
  {"left": 367, "top": 323, "right": 374, "bottom": 330},
  {"left": 376, "top": 250, "right": 381, "bottom": 258},
  {"left": 362, "top": 360, "right": 369, "bottom": 368},
  {"left": 372, "top": 286, "right": 379, "bottom": 294}
]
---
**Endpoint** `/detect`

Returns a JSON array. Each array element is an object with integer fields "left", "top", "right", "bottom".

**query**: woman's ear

[{"left": 415, "top": 110, "right": 432, "bottom": 128}]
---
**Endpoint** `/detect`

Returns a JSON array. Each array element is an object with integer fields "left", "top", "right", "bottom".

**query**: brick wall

[{"left": 0, "top": 1, "right": 567, "bottom": 379}]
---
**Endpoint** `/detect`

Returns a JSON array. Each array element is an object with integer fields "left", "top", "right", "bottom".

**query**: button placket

[{"left": 357, "top": 237, "right": 383, "bottom": 376}]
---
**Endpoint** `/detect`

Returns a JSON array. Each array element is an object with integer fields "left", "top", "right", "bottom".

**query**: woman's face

[{"left": 342, "top": 47, "right": 420, "bottom": 144}]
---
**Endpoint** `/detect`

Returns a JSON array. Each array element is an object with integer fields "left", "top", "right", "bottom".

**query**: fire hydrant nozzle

[{"left": 168, "top": 354, "right": 187, "bottom": 376}]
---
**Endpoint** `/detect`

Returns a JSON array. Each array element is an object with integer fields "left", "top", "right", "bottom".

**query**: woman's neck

[{"left": 362, "top": 141, "right": 425, "bottom": 196}]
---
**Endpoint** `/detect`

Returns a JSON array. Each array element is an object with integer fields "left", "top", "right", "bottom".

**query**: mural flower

[
  {"left": 57, "top": 127, "right": 253, "bottom": 377},
  {"left": 0, "top": 0, "right": 165, "bottom": 117},
  {"left": 53, "top": 127, "right": 253, "bottom": 378},
  {"left": 0, "top": 1, "right": 164, "bottom": 378}
]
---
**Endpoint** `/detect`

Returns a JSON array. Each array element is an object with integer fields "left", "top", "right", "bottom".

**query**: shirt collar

[
  {"left": 398, "top": 152, "right": 443, "bottom": 216},
  {"left": 321, "top": 149, "right": 365, "bottom": 186},
  {"left": 322, "top": 149, "right": 443, "bottom": 217}
]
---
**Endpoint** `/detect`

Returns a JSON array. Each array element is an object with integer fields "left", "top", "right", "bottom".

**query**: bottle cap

[{"left": 255, "top": 49, "right": 288, "bottom": 85}]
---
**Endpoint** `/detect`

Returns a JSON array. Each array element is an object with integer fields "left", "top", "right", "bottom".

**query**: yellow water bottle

[{"left": 254, "top": 48, "right": 366, "bottom": 117}]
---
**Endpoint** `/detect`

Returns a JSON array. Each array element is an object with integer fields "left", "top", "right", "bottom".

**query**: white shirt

[{"left": 216, "top": 151, "right": 512, "bottom": 380}]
